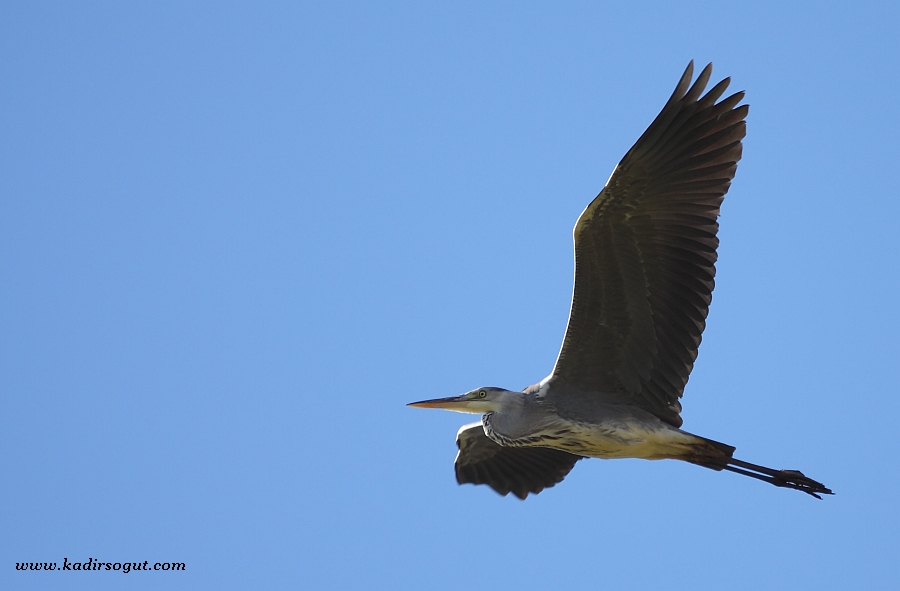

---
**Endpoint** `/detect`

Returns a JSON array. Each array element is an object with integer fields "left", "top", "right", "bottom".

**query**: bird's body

[
  {"left": 409, "top": 62, "right": 832, "bottom": 500},
  {"left": 480, "top": 383, "right": 714, "bottom": 462}
]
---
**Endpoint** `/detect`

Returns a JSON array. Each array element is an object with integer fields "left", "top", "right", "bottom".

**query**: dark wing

[
  {"left": 550, "top": 62, "right": 748, "bottom": 427},
  {"left": 454, "top": 422, "right": 583, "bottom": 500}
]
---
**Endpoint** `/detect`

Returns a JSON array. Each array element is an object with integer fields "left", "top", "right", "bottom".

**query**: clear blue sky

[{"left": 2, "top": 2, "right": 898, "bottom": 589}]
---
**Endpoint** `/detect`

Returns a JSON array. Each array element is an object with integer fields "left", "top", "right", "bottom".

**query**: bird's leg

[{"left": 723, "top": 458, "right": 833, "bottom": 499}]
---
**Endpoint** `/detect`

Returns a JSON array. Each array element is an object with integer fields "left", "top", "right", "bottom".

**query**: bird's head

[{"left": 407, "top": 387, "right": 515, "bottom": 414}]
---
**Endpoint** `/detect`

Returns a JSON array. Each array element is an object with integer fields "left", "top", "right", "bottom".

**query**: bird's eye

[{"left": 479, "top": 390, "right": 486, "bottom": 398}]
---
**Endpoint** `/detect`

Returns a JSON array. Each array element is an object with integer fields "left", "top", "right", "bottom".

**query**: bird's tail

[{"left": 684, "top": 436, "right": 833, "bottom": 499}]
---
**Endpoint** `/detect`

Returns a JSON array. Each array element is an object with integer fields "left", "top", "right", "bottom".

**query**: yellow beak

[{"left": 407, "top": 395, "right": 473, "bottom": 412}]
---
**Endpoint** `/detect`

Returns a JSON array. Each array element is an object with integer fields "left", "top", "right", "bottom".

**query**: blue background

[{"left": 2, "top": 2, "right": 898, "bottom": 589}]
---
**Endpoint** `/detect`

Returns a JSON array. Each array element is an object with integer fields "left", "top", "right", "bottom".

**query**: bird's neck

[{"left": 482, "top": 392, "right": 545, "bottom": 446}]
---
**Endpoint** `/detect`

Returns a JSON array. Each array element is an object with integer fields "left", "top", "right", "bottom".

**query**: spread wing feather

[
  {"left": 550, "top": 62, "right": 747, "bottom": 427},
  {"left": 454, "top": 423, "right": 583, "bottom": 499}
]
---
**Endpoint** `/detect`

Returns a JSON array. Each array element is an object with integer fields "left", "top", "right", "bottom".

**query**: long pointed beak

[{"left": 407, "top": 395, "right": 471, "bottom": 411}]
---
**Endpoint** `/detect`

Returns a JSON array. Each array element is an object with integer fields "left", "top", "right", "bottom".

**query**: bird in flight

[{"left": 410, "top": 62, "right": 832, "bottom": 500}]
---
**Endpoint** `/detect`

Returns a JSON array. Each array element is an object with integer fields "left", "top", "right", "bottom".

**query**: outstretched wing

[
  {"left": 454, "top": 422, "right": 583, "bottom": 499},
  {"left": 550, "top": 62, "right": 748, "bottom": 427}
]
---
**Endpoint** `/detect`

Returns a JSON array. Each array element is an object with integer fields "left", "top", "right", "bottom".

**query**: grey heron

[{"left": 409, "top": 62, "right": 832, "bottom": 500}]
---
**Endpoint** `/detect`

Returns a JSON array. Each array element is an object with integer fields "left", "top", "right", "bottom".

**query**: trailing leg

[{"left": 723, "top": 458, "right": 833, "bottom": 499}]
